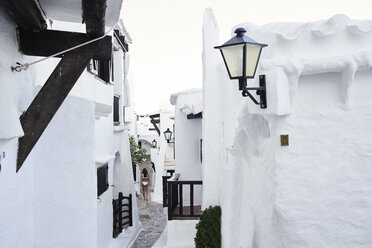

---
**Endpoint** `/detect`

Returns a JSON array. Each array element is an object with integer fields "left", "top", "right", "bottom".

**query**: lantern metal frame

[
  {"left": 214, "top": 28, "right": 268, "bottom": 108},
  {"left": 163, "top": 128, "right": 174, "bottom": 144},
  {"left": 152, "top": 139, "right": 157, "bottom": 148}
]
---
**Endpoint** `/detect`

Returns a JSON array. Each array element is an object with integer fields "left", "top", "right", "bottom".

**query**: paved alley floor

[{"left": 132, "top": 197, "right": 167, "bottom": 248}]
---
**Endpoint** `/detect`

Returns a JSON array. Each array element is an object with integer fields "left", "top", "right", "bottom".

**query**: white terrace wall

[{"left": 203, "top": 10, "right": 372, "bottom": 248}]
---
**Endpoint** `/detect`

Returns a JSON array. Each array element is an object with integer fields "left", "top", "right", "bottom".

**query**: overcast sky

[{"left": 121, "top": 0, "right": 371, "bottom": 114}]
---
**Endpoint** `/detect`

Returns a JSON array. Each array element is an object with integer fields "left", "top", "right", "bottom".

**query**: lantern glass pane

[
  {"left": 245, "top": 44, "right": 262, "bottom": 77},
  {"left": 164, "top": 131, "right": 172, "bottom": 141},
  {"left": 220, "top": 44, "right": 244, "bottom": 78}
]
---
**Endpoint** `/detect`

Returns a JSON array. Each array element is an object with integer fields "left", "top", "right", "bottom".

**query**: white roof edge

[
  {"left": 170, "top": 88, "right": 202, "bottom": 105},
  {"left": 235, "top": 14, "right": 372, "bottom": 41}
]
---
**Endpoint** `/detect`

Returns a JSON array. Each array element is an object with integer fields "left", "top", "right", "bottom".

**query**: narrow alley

[{"left": 132, "top": 197, "right": 167, "bottom": 248}]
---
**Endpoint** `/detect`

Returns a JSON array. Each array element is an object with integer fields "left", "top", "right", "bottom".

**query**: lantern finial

[{"left": 234, "top": 28, "right": 246, "bottom": 36}]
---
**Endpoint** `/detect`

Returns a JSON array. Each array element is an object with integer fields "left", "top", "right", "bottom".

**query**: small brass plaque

[{"left": 281, "top": 134, "right": 289, "bottom": 146}]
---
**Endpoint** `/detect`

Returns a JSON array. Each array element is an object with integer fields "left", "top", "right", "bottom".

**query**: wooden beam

[
  {"left": 149, "top": 113, "right": 160, "bottom": 118},
  {"left": 18, "top": 29, "right": 112, "bottom": 60},
  {"left": 149, "top": 114, "right": 161, "bottom": 135},
  {"left": 17, "top": 0, "right": 109, "bottom": 172},
  {"left": 82, "top": 0, "right": 107, "bottom": 36},
  {"left": 151, "top": 122, "right": 161, "bottom": 135},
  {"left": 150, "top": 119, "right": 160, "bottom": 124},
  {"left": 187, "top": 112, "right": 203, "bottom": 119},
  {"left": 17, "top": 47, "right": 93, "bottom": 171},
  {"left": 0, "top": 0, "right": 47, "bottom": 30}
]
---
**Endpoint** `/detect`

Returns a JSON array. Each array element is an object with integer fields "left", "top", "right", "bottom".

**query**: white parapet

[{"left": 163, "top": 220, "right": 199, "bottom": 248}]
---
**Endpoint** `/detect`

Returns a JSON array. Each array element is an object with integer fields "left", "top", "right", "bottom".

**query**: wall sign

[{"left": 281, "top": 134, "right": 289, "bottom": 146}]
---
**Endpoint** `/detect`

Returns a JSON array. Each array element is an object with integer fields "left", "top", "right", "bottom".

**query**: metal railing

[
  {"left": 166, "top": 178, "right": 202, "bottom": 220},
  {"left": 113, "top": 192, "right": 132, "bottom": 238},
  {"left": 162, "top": 175, "right": 172, "bottom": 207}
]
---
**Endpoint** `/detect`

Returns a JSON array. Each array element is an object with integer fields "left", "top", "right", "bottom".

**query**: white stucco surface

[
  {"left": 201, "top": 9, "right": 223, "bottom": 209},
  {"left": 203, "top": 10, "right": 372, "bottom": 248},
  {"left": 40, "top": 0, "right": 123, "bottom": 27},
  {"left": 166, "top": 220, "right": 199, "bottom": 248},
  {"left": 33, "top": 96, "right": 97, "bottom": 248},
  {"left": 0, "top": 11, "right": 34, "bottom": 140},
  {"left": 0, "top": 11, "right": 35, "bottom": 248}
]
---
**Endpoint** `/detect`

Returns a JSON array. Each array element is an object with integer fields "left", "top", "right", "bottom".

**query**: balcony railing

[
  {"left": 162, "top": 175, "right": 172, "bottom": 208},
  {"left": 113, "top": 192, "right": 133, "bottom": 238},
  {"left": 163, "top": 175, "right": 202, "bottom": 220}
]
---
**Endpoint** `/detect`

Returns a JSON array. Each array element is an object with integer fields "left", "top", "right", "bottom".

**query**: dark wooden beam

[
  {"left": 149, "top": 113, "right": 160, "bottom": 118},
  {"left": 18, "top": 29, "right": 112, "bottom": 60},
  {"left": 82, "top": 0, "right": 107, "bottom": 36},
  {"left": 150, "top": 120, "right": 160, "bottom": 124},
  {"left": 151, "top": 122, "right": 161, "bottom": 135},
  {"left": 149, "top": 114, "right": 161, "bottom": 135},
  {"left": 187, "top": 112, "right": 203, "bottom": 119},
  {"left": 17, "top": 0, "right": 109, "bottom": 172},
  {"left": 17, "top": 47, "right": 93, "bottom": 172},
  {"left": 0, "top": 0, "right": 47, "bottom": 30}
]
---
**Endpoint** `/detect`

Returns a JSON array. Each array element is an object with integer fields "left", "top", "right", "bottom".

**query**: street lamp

[
  {"left": 163, "top": 128, "right": 173, "bottom": 143},
  {"left": 214, "top": 27, "right": 268, "bottom": 108},
  {"left": 152, "top": 139, "right": 157, "bottom": 148}
]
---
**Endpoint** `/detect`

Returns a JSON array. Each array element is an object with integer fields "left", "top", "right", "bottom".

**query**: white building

[
  {"left": 170, "top": 89, "right": 203, "bottom": 205},
  {"left": 0, "top": 1, "right": 140, "bottom": 248},
  {"left": 202, "top": 9, "right": 372, "bottom": 248},
  {"left": 155, "top": 89, "right": 204, "bottom": 248}
]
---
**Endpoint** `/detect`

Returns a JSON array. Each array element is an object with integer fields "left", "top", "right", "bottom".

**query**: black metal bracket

[{"left": 239, "top": 74, "right": 267, "bottom": 109}]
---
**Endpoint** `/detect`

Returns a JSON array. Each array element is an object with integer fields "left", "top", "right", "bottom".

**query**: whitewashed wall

[
  {"left": 203, "top": 10, "right": 372, "bottom": 248},
  {"left": 0, "top": 10, "right": 36, "bottom": 248},
  {"left": 32, "top": 96, "right": 97, "bottom": 248},
  {"left": 202, "top": 9, "right": 222, "bottom": 209}
]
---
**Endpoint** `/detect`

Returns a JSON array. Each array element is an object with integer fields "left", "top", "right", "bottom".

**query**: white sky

[{"left": 121, "top": 0, "right": 371, "bottom": 114}]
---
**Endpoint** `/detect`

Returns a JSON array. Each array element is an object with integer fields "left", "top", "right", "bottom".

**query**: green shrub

[{"left": 195, "top": 205, "right": 221, "bottom": 248}]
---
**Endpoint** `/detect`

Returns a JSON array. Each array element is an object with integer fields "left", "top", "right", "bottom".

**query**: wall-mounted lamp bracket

[{"left": 240, "top": 75, "right": 267, "bottom": 109}]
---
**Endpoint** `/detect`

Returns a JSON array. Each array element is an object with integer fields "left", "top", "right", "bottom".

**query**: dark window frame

[
  {"left": 87, "top": 59, "right": 111, "bottom": 84},
  {"left": 113, "top": 95, "right": 120, "bottom": 125},
  {"left": 97, "top": 164, "right": 109, "bottom": 197}
]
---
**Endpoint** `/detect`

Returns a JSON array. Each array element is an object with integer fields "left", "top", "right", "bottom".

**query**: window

[
  {"left": 113, "top": 96, "right": 120, "bottom": 125},
  {"left": 88, "top": 59, "right": 111, "bottom": 83},
  {"left": 98, "top": 60, "right": 110, "bottom": 83},
  {"left": 97, "top": 164, "right": 109, "bottom": 197}
]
